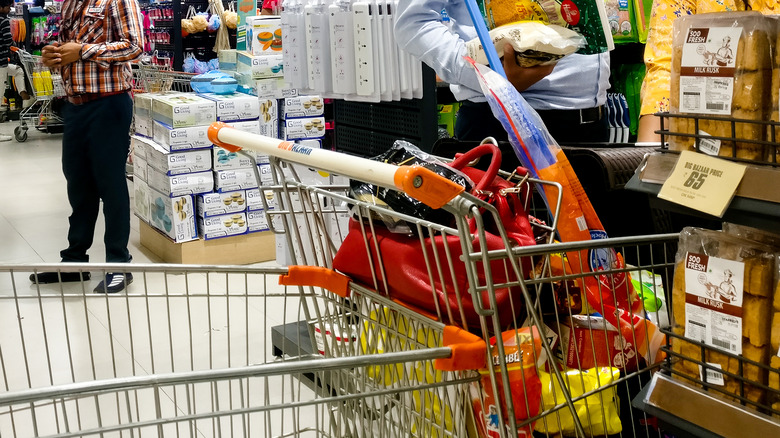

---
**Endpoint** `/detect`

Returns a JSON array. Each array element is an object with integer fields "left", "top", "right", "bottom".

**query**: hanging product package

[
  {"left": 464, "top": 22, "right": 585, "bottom": 67},
  {"left": 333, "top": 142, "right": 537, "bottom": 330},
  {"left": 468, "top": 58, "right": 665, "bottom": 365}
]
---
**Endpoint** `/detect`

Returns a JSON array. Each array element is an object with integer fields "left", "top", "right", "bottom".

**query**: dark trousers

[
  {"left": 60, "top": 92, "right": 133, "bottom": 263},
  {"left": 454, "top": 101, "right": 609, "bottom": 144}
]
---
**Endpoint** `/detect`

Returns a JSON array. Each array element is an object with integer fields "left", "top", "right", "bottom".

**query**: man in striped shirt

[
  {"left": 30, "top": 0, "right": 144, "bottom": 293},
  {"left": 0, "top": 0, "right": 13, "bottom": 141}
]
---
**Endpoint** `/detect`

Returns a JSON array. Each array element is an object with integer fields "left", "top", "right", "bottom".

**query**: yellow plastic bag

[{"left": 534, "top": 367, "right": 622, "bottom": 436}]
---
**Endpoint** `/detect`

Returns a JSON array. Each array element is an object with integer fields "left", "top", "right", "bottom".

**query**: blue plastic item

[
  {"left": 211, "top": 77, "right": 238, "bottom": 94},
  {"left": 191, "top": 71, "right": 231, "bottom": 93}
]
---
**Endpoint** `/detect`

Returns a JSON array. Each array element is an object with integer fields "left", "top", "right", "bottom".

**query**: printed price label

[
  {"left": 658, "top": 150, "right": 746, "bottom": 217},
  {"left": 699, "top": 363, "right": 725, "bottom": 386}
]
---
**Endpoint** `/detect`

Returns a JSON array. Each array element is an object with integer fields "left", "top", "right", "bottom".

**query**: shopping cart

[
  {"left": 11, "top": 47, "right": 66, "bottom": 143},
  {"left": 132, "top": 63, "right": 195, "bottom": 94},
  {"left": 0, "top": 124, "right": 693, "bottom": 437}
]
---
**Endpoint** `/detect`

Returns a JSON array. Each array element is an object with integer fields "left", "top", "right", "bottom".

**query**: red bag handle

[{"left": 449, "top": 144, "right": 503, "bottom": 193}]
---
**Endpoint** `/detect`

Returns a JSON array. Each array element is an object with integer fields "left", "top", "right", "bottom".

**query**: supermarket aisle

[{"left": 0, "top": 121, "right": 161, "bottom": 265}]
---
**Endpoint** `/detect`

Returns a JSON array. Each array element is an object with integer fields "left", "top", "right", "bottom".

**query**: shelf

[
  {"left": 632, "top": 373, "right": 780, "bottom": 438},
  {"left": 626, "top": 151, "right": 780, "bottom": 233}
]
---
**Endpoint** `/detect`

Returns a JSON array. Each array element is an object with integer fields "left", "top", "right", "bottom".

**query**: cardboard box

[
  {"left": 258, "top": 163, "right": 274, "bottom": 186},
  {"left": 237, "top": 51, "right": 284, "bottom": 79},
  {"left": 133, "top": 155, "right": 148, "bottom": 182},
  {"left": 245, "top": 77, "right": 297, "bottom": 99},
  {"left": 198, "top": 212, "right": 249, "bottom": 240},
  {"left": 213, "top": 147, "right": 256, "bottom": 171},
  {"left": 148, "top": 188, "right": 198, "bottom": 243},
  {"left": 134, "top": 92, "right": 167, "bottom": 137},
  {"left": 280, "top": 96, "right": 324, "bottom": 118},
  {"left": 151, "top": 93, "right": 216, "bottom": 128},
  {"left": 229, "top": 119, "right": 262, "bottom": 134},
  {"left": 152, "top": 121, "right": 212, "bottom": 151},
  {"left": 558, "top": 315, "right": 639, "bottom": 370},
  {"left": 139, "top": 221, "right": 275, "bottom": 264},
  {"left": 246, "top": 209, "right": 270, "bottom": 233},
  {"left": 147, "top": 166, "right": 214, "bottom": 197},
  {"left": 133, "top": 177, "right": 151, "bottom": 223},
  {"left": 281, "top": 117, "right": 326, "bottom": 140},
  {"left": 246, "top": 188, "right": 274, "bottom": 211},
  {"left": 144, "top": 139, "right": 212, "bottom": 176},
  {"left": 197, "top": 190, "right": 247, "bottom": 217},
  {"left": 258, "top": 98, "right": 278, "bottom": 137},
  {"left": 250, "top": 16, "right": 282, "bottom": 56},
  {"left": 214, "top": 168, "right": 259, "bottom": 192},
  {"left": 218, "top": 49, "right": 237, "bottom": 72},
  {"left": 200, "top": 92, "right": 261, "bottom": 122}
]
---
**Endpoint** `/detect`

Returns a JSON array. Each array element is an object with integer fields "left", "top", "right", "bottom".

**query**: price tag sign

[{"left": 658, "top": 150, "right": 747, "bottom": 217}]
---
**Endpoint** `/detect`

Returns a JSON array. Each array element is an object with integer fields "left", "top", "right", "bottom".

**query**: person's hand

[
  {"left": 41, "top": 42, "right": 82, "bottom": 68},
  {"left": 501, "top": 43, "right": 555, "bottom": 92},
  {"left": 54, "top": 42, "right": 83, "bottom": 67},
  {"left": 41, "top": 43, "right": 60, "bottom": 68}
]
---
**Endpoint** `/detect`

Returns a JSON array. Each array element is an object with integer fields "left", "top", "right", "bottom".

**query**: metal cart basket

[{"left": 12, "top": 48, "right": 66, "bottom": 142}]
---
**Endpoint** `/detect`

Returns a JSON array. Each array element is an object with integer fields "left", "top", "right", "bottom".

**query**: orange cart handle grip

[
  {"left": 279, "top": 266, "right": 351, "bottom": 298},
  {"left": 435, "top": 325, "right": 487, "bottom": 371}
]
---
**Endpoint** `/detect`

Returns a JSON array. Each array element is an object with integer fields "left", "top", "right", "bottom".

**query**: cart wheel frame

[{"left": 14, "top": 125, "right": 27, "bottom": 142}]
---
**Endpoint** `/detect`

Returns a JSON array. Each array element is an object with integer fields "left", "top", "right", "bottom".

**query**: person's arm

[
  {"left": 79, "top": 0, "right": 144, "bottom": 67},
  {"left": 394, "top": 0, "right": 483, "bottom": 93},
  {"left": 637, "top": 0, "right": 696, "bottom": 142},
  {"left": 0, "top": 18, "right": 11, "bottom": 67}
]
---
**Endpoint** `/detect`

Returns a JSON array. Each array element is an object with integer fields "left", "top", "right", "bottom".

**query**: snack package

[
  {"left": 481, "top": 0, "right": 614, "bottom": 54},
  {"left": 558, "top": 315, "right": 639, "bottom": 371},
  {"left": 669, "top": 12, "right": 774, "bottom": 161},
  {"left": 672, "top": 227, "right": 777, "bottom": 405},
  {"left": 465, "top": 22, "right": 584, "bottom": 67},
  {"left": 473, "top": 327, "right": 543, "bottom": 438},
  {"left": 605, "top": 0, "right": 637, "bottom": 43}
]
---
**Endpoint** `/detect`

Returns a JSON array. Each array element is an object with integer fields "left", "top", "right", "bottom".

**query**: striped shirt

[
  {"left": 59, "top": 0, "right": 144, "bottom": 95},
  {"left": 0, "top": 14, "right": 11, "bottom": 68}
]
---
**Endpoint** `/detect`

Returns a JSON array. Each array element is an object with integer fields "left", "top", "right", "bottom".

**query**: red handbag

[{"left": 332, "top": 144, "right": 536, "bottom": 330}]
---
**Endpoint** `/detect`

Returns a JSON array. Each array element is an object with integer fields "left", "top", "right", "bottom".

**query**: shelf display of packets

[
  {"left": 152, "top": 121, "right": 212, "bottom": 151},
  {"left": 196, "top": 190, "right": 247, "bottom": 217},
  {"left": 247, "top": 209, "right": 270, "bottom": 233},
  {"left": 200, "top": 92, "right": 261, "bottom": 122},
  {"left": 133, "top": 178, "right": 151, "bottom": 223},
  {"left": 198, "top": 212, "right": 248, "bottom": 240},
  {"left": 151, "top": 93, "right": 216, "bottom": 128},
  {"left": 237, "top": 51, "right": 284, "bottom": 79},
  {"left": 149, "top": 188, "right": 198, "bottom": 243},
  {"left": 280, "top": 95, "right": 324, "bottom": 118},
  {"left": 281, "top": 117, "right": 326, "bottom": 140},
  {"left": 213, "top": 147, "right": 256, "bottom": 171},
  {"left": 143, "top": 138, "right": 212, "bottom": 176},
  {"left": 214, "top": 168, "right": 260, "bottom": 192},
  {"left": 147, "top": 166, "right": 214, "bottom": 197}
]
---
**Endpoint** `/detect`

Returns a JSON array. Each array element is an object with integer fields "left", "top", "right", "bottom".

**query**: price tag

[{"left": 658, "top": 150, "right": 746, "bottom": 217}]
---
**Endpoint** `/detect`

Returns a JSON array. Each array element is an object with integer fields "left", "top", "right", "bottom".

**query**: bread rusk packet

[{"left": 669, "top": 12, "right": 774, "bottom": 160}]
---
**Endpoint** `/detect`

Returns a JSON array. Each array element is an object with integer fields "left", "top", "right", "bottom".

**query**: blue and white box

[
  {"left": 152, "top": 121, "right": 212, "bottom": 151},
  {"left": 198, "top": 213, "right": 248, "bottom": 240},
  {"left": 200, "top": 92, "right": 261, "bottom": 122},
  {"left": 214, "top": 168, "right": 259, "bottom": 192},
  {"left": 196, "top": 190, "right": 247, "bottom": 217},
  {"left": 148, "top": 188, "right": 198, "bottom": 243},
  {"left": 147, "top": 166, "right": 214, "bottom": 197}
]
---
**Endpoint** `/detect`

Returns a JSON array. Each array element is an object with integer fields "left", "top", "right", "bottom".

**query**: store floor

[{"left": 0, "top": 123, "right": 324, "bottom": 436}]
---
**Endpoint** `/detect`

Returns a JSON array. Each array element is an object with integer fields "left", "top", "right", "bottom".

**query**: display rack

[{"left": 626, "top": 112, "right": 780, "bottom": 233}]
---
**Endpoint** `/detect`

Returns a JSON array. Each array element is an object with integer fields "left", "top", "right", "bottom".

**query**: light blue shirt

[{"left": 394, "top": 0, "right": 610, "bottom": 110}]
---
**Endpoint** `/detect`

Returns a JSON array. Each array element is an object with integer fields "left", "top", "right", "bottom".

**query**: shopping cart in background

[
  {"left": 12, "top": 47, "right": 66, "bottom": 143},
  {"left": 131, "top": 63, "right": 195, "bottom": 94}
]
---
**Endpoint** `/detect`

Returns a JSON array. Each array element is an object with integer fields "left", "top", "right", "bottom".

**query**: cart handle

[
  {"left": 208, "top": 122, "right": 465, "bottom": 209},
  {"left": 435, "top": 325, "right": 487, "bottom": 371},
  {"left": 279, "top": 266, "right": 351, "bottom": 297}
]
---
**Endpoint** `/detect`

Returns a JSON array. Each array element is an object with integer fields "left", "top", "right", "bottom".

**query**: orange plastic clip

[
  {"left": 434, "top": 326, "right": 487, "bottom": 371},
  {"left": 208, "top": 122, "right": 242, "bottom": 153},
  {"left": 393, "top": 165, "right": 464, "bottom": 209},
  {"left": 278, "top": 266, "right": 351, "bottom": 298}
]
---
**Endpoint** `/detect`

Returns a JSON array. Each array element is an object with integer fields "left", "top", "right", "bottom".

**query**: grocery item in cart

[
  {"left": 669, "top": 12, "right": 774, "bottom": 161},
  {"left": 472, "top": 327, "right": 543, "bottom": 438},
  {"left": 470, "top": 59, "right": 664, "bottom": 366}
]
